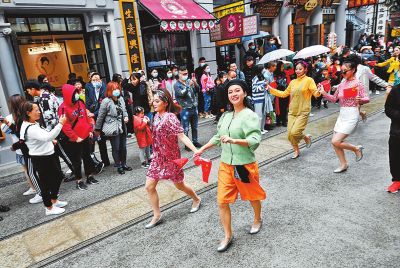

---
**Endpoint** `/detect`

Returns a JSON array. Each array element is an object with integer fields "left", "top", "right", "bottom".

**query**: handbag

[{"left": 102, "top": 117, "right": 119, "bottom": 136}]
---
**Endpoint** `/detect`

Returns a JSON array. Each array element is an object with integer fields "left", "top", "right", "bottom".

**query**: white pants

[{"left": 254, "top": 102, "right": 266, "bottom": 131}]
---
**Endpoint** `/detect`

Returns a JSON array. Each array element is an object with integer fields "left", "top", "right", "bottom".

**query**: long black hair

[{"left": 343, "top": 54, "right": 361, "bottom": 74}]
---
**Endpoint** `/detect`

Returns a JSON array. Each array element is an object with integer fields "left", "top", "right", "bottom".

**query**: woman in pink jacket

[{"left": 200, "top": 64, "right": 215, "bottom": 119}]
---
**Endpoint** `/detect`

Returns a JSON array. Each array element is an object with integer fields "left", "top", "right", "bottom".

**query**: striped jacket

[{"left": 251, "top": 76, "right": 267, "bottom": 104}]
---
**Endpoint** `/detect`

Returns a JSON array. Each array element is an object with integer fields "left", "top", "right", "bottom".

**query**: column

[
  {"left": 0, "top": 13, "right": 23, "bottom": 98},
  {"left": 335, "top": 0, "right": 347, "bottom": 46},
  {"left": 279, "top": 6, "right": 292, "bottom": 49}
]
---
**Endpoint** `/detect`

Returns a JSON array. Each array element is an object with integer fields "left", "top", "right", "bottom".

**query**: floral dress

[{"left": 146, "top": 112, "right": 184, "bottom": 183}]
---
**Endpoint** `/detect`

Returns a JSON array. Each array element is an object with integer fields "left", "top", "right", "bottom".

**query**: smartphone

[{"left": 191, "top": 73, "right": 195, "bottom": 79}]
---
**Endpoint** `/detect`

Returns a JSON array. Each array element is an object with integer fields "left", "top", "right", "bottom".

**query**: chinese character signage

[
  {"left": 213, "top": 0, "right": 245, "bottom": 19},
  {"left": 243, "top": 15, "right": 259, "bottom": 37},
  {"left": 348, "top": 0, "right": 377, "bottom": 9},
  {"left": 254, "top": 1, "right": 283, "bottom": 18},
  {"left": 120, "top": 0, "right": 143, "bottom": 73}
]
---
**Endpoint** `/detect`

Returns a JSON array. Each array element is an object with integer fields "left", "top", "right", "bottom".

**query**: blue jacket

[{"left": 85, "top": 82, "right": 106, "bottom": 119}]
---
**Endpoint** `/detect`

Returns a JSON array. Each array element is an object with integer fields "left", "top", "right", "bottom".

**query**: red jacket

[
  {"left": 59, "top": 84, "right": 93, "bottom": 142},
  {"left": 133, "top": 115, "right": 152, "bottom": 148}
]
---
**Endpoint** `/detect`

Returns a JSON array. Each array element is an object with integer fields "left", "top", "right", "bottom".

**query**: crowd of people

[{"left": 1, "top": 33, "right": 400, "bottom": 252}]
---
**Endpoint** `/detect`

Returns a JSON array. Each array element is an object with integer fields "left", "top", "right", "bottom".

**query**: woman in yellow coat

[
  {"left": 268, "top": 61, "right": 320, "bottom": 158},
  {"left": 375, "top": 46, "right": 400, "bottom": 85}
]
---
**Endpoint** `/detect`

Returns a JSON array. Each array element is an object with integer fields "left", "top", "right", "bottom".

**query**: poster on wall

[
  {"left": 347, "top": 0, "right": 377, "bottom": 9},
  {"left": 19, "top": 43, "right": 69, "bottom": 88}
]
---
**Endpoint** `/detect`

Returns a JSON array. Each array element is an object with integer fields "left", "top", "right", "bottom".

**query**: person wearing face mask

[
  {"left": 243, "top": 56, "right": 258, "bottom": 96},
  {"left": 215, "top": 71, "right": 229, "bottom": 121},
  {"left": 95, "top": 82, "right": 131, "bottom": 175},
  {"left": 200, "top": 64, "right": 216, "bottom": 119},
  {"left": 375, "top": 46, "right": 400, "bottom": 85},
  {"left": 85, "top": 72, "right": 110, "bottom": 167},
  {"left": 264, "top": 36, "right": 278, "bottom": 53},
  {"left": 245, "top": 42, "right": 261, "bottom": 61},
  {"left": 195, "top": 57, "right": 206, "bottom": 118},
  {"left": 174, "top": 66, "right": 203, "bottom": 150},
  {"left": 268, "top": 61, "right": 320, "bottom": 159},
  {"left": 161, "top": 67, "right": 177, "bottom": 101},
  {"left": 59, "top": 84, "right": 99, "bottom": 190}
]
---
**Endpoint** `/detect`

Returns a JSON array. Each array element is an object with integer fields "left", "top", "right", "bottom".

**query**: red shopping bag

[
  {"left": 343, "top": 87, "right": 358, "bottom": 98},
  {"left": 269, "top": 81, "right": 278, "bottom": 89}
]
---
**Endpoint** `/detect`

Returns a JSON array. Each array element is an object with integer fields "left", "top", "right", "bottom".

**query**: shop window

[
  {"left": 8, "top": 18, "right": 29, "bottom": 33},
  {"left": 304, "top": 25, "right": 319, "bottom": 48},
  {"left": 66, "top": 17, "right": 83, "bottom": 31},
  {"left": 28, "top": 18, "right": 48, "bottom": 32},
  {"left": 49, "top": 18, "right": 67, "bottom": 31}
]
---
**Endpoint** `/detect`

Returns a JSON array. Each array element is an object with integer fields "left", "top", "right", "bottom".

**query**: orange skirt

[{"left": 217, "top": 162, "right": 266, "bottom": 204}]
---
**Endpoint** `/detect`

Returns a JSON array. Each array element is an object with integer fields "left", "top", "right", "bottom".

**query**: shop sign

[
  {"left": 347, "top": 0, "right": 377, "bottom": 9},
  {"left": 286, "top": 0, "right": 334, "bottom": 7},
  {"left": 288, "top": 24, "right": 295, "bottom": 51},
  {"left": 215, "top": 38, "right": 241, "bottom": 46},
  {"left": 254, "top": 1, "right": 283, "bottom": 18},
  {"left": 243, "top": 14, "right": 259, "bottom": 36},
  {"left": 120, "top": 0, "right": 143, "bottom": 72},
  {"left": 392, "top": 28, "right": 400, "bottom": 37},
  {"left": 211, "top": 14, "right": 259, "bottom": 42},
  {"left": 322, "top": 8, "right": 335, "bottom": 15},
  {"left": 213, "top": 0, "right": 245, "bottom": 19},
  {"left": 294, "top": 8, "right": 313, "bottom": 24}
]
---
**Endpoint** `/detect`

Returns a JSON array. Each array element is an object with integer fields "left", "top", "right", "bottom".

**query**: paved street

[
  {"left": 45, "top": 103, "right": 399, "bottom": 268},
  {"left": 1, "top": 96, "right": 399, "bottom": 268}
]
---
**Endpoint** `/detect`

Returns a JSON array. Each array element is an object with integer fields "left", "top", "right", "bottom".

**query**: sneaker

[
  {"left": 95, "top": 162, "right": 105, "bottom": 175},
  {"left": 209, "top": 114, "right": 215, "bottom": 118},
  {"left": 23, "top": 188, "right": 36, "bottom": 196},
  {"left": 86, "top": 176, "right": 99, "bottom": 185},
  {"left": 64, "top": 174, "right": 76, "bottom": 182},
  {"left": 0, "top": 205, "right": 10, "bottom": 212},
  {"left": 122, "top": 165, "right": 133, "bottom": 171},
  {"left": 375, "top": 91, "right": 380, "bottom": 95},
  {"left": 387, "top": 181, "right": 400, "bottom": 193},
  {"left": 261, "top": 130, "right": 267, "bottom": 135},
  {"left": 76, "top": 181, "right": 88, "bottom": 190},
  {"left": 309, "top": 113, "right": 314, "bottom": 117},
  {"left": 53, "top": 200, "right": 68, "bottom": 208},
  {"left": 45, "top": 206, "right": 65, "bottom": 216},
  {"left": 145, "top": 162, "right": 150, "bottom": 167},
  {"left": 66, "top": 169, "right": 72, "bottom": 175},
  {"left": 141, "top": 162, "right": 148, "bottom": 169},
  {"left": 29, "top": 194, "right": 43, "bottom": 204}
]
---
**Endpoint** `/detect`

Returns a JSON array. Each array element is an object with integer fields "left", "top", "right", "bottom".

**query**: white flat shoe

[
  {"left": 145, "top": 215, "right": 163, "bottom": 229},
  {"left": 250, "top": 220, "right": 263, "bottom": 234},
  {"left": 54, "top": 200, "right": 68, "bottom": 208},
  {"left": 190, "top": 198, "right": 201, "bottom": 213}
]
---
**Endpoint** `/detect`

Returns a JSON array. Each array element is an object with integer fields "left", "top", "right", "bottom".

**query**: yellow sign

[
  {"left": 213, "top": 0, "right": 244, "bottom": 19},
  {"left": 305, "top": 0, "right": 318, "bottom": 11},
  {"left": 392, "top": 28, "right": 400, "bottom": 37}
]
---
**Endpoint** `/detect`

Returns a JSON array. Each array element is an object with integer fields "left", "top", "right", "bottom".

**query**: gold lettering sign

[{"left": 213, "top": 0, "right": 244, "bottom": 19}]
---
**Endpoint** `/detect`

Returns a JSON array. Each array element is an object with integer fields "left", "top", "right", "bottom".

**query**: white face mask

[
  {"left": 74, "top": 93, "right": 80, "bottom": 101},
  {"left": 200, "top": 62, "right": 206, "bottom": 67},
  {"left": 167, "top": 73, "right": 173, "bottom": 78},
  {"left": 205, "top": 67, "right": 211, "bottom": 73},
  {"left": 152, "top": 72, "right": 158, "bottom": 78}
]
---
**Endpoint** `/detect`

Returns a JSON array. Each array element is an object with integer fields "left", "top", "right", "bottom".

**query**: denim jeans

[
  {"left": 180, "top": 107, "right": 198, "bottom": 143},
  {"left": 203, "top": 92, "right": 211, "bottom": 113},
  {"left": 109, "top": 132, "right": 127, "bottom": 167}
]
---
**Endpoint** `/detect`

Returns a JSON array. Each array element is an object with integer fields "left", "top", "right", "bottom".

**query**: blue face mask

[
  {"left": 112, "top": 90, "right": 120, "bottom": 97},
  {"left": 182, "top": 75, "right": 188, "bottom": 81},
  {"left": 92, "top": 81, "right": 101, "bottom": 89}
]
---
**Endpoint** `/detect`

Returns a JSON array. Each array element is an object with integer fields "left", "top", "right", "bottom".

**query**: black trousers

[
  {"left": 31, "top": 153, "right": 63, "bottom": 207},
  {"left": 109, "top": 132, "right": 127, "bottom": 167},
  {"left": 89, "top": 135, "right": 110, "bottom": 165},
  {"left": 389, "top": 136, "right": 400, "bottom": 182},
  {"left": 55, "top": 140, "right": 75, "bottom": 177},
  {"left": 276, "top": 98, "right": 289, "bottom": 125},
  {"left": 65, "top": 138, "right": 96, "bottom": 179}
]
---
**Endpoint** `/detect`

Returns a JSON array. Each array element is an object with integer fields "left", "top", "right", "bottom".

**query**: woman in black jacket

[
  {"left": 215, "top": 71, "right": 228, "bottom": 122},
  {"left": 385, "top": 85, "right": 400, "bottom": 193},
  {"left": 125, "top": 73, "right": 151, "bottom": 118}
]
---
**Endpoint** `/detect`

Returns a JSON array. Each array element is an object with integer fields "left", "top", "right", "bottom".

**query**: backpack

[{"left": 11, "top": 124, "right": 34, "bottom": 157}]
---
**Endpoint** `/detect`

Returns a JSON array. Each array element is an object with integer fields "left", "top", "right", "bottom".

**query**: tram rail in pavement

[{"left": 0, "top": 95, "right": 386, "bottom": 268}]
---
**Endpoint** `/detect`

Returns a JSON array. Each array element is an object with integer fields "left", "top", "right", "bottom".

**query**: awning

[{"left": 138, "top": 0, "right": 216, "bottom": 31}]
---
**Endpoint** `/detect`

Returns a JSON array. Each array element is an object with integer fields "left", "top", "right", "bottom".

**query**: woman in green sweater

[{"left": 198, "top": 80, "right": 266, "bottom": 252}]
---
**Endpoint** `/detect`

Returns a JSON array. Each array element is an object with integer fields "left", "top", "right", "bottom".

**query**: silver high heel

[
  {"left": 190, "top": 198, "right": 201, "bottom": 213},
  {"left": 217, "top": 236, "right": 234, "bottom": 252},
  {"left": 145, "top": 215, "right": 163, "bottom": 229},
  {"left": 355, "top": 146, "right": 364, "bottom": 162},
  {"left": 334, "top": 164, "right": 349, "bottom": 173},
  {"left": 249, "top": 219, "right": 263, "bottom": 235},
  {"left": 305, "top": 134, "right": 312, "bottom": 148}
]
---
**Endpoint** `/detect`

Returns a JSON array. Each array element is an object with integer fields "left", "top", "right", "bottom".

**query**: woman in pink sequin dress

[
  {"left": 145, "top": 89, "right": 201, "bottom": 229},
  {"left": 318, "top": 57, "right": 369, "bottom": 173}
]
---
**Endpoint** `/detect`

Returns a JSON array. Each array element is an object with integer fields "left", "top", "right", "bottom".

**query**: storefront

[
  {"left": 135, "top": 0, "right": 216, "bottom": 74},
  {"left": 5, "top": 15, "right": 110, "bottom": 88}
]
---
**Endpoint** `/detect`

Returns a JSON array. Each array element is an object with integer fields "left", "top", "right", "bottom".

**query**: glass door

[{"left": 84, "top": 30, "right": 110, "bottom": 81}]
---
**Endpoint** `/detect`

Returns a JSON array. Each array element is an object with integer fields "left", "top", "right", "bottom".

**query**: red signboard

[
  {"left": 347, "top": 0, "right": 377, "bottom": 9},
  {"left": 210, "top": 14, "right": 259, "bottom": 42},
  {"left": 139, "top": 0, "right": 216, "bottom": 31}
]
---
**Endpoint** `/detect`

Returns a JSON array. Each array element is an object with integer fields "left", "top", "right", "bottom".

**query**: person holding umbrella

[
  {"left": 145, "top": 88, "right": 201, "bottom": 229},
  {"left": 268, "top": 61, "right": 320, "bottom": 159},
  {"left": 197, "top": 80, "right": 266, "bottom": 252}
]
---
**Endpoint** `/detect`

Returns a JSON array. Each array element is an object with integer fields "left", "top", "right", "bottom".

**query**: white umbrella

[
  {"left": 258, "top": 49, "right": 295, "bottom": 65},
  {"left": 293, "top": 45, "right": 330, "bottom": 60}
]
